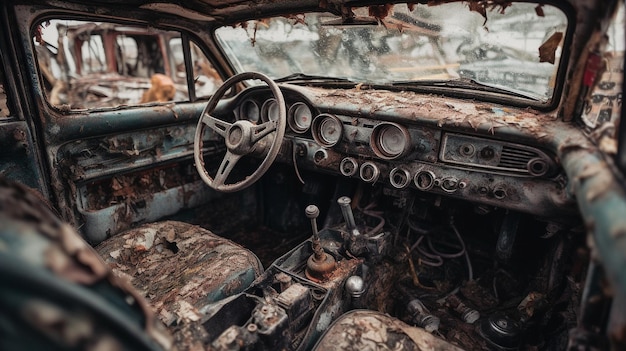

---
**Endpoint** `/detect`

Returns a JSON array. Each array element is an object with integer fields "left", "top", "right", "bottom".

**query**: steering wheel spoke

[
  {"left": 202, "top": 113, "right": 231, "bottom": 138},
  {"left": 250, "top": 121, "right": 277, "bottom": 144},
  {"left": 213, "top": 150, "right": 242, "bottom": 189}
]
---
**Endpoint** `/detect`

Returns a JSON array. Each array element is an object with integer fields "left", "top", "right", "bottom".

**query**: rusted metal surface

[
  {"left": 560, "top": 143, "right": 626, "bottom": 296},
  {"left": 2, "top": 1, "right": 625, "bottom": 350},
  {"left": 96, "top": 220, "right": 263, "bottom": 347},
  {"left": 313, "top": 310, "right": 464, "bottom": 350}
]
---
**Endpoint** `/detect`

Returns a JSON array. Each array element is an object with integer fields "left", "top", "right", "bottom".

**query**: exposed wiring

[
  {"left": 492, "top": 269, "right": 516, "bottom": 301},
  {"left": 358, "top": 201, "right": 385, "bottom": 235},
  {"left": 405, "top": 214, "right": 472, "bottom": 279},
  {"left": 291, "top": 141, "right": 305, "bottom": 185},
  {"left": 427, "top": 231, "right": 466, "bottom": 259},
  {"left": 450, "top": 220, "right": 474, "bottom": 281},
  {"left": 408, "top": 233, "right": 443, "bottom": 267}
]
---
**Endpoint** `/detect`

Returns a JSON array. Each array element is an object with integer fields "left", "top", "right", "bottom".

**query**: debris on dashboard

[{"left": 84, "top": 164, "right": 198, "bottom": 211}]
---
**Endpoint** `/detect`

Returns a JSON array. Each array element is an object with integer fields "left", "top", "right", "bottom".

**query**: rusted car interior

[{"left": 1, "top": 0, "right": 625, "bottom": 350}]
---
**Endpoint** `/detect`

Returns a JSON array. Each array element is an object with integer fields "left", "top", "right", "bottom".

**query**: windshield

[{"left": 215, "top": 2, "right": 568, "bottom": 103}]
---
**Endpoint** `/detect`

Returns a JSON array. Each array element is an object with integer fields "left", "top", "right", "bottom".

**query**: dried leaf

[
  {"left": 368, "top": 4, "right": 393, "bottom": 21},
  {"left": 286, "top": 14, "right": 306, "bottom": 26},
  {"left": 468, "top": 2, "right": 487, "bottom": 25},
  {"left": 535, "top": 4, "right": 545, "bottom": 17},
  {"left": 539, "top": 32, "right": 564, "bottom": 64}
]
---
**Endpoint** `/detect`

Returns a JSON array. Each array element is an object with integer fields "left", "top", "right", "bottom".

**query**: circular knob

[
  {"left": 359, "top": 162, "right": 380, "bottom": 183},
  {"left": 345, "top": 276, "right": 365, "bottom": 298},
  {"left": 305, "top": 205, "right": 319, "bottom": 219}
]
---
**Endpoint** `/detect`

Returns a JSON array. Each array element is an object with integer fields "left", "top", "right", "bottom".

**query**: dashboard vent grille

[{"left": 498, "top": 146, "right": 538, "bottom": 170}]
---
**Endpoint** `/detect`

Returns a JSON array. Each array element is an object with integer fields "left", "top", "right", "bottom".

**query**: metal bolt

[{"left": 275, "top": 272, "right": 292, "bottom": 292}]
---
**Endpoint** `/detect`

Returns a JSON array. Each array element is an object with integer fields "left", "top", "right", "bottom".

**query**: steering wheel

[{"left": 194, "top": 72, "right": 286, "bottom": 192}]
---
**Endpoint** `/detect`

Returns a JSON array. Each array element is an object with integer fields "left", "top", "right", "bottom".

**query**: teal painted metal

[{"left": 561, "top": 144, "right": 626, "bottom": 296}]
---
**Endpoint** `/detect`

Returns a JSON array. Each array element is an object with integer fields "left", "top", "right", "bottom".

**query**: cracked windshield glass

[{"left": 216, "top": 2, "right": 567, "bottom": 103}]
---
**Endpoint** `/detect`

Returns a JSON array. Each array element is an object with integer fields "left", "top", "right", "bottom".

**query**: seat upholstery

[
  {"left": 313, "top": 310, "right": 464, "bottom": 351},
  {"left": 96, "top": 221, "right": 263, "bottom": 348}
]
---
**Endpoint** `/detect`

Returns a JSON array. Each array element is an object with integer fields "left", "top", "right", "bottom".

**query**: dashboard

[{"left": 226, "top": 85, "right": 575, "bottom": 217}]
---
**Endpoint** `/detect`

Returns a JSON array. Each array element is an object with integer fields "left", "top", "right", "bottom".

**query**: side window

[
  {"left": 34, "top": 19, "right": 222, "bottom": 110},
  {"left": 191, "top": 41, "right": 223, "bottom": 98},
  {"left": 0, "top": 66, "right": 10, "bottom": 118},
  {"left": 168, "top": 38, "right": 223, "bottom": 99}
]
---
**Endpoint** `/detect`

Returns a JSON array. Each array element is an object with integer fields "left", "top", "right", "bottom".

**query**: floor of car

[{"left": 182, "top": 188, "right": 311, "bottom": 268}]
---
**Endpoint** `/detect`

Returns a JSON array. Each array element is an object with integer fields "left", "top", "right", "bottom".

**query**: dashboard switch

[
  {"left": 441, "top": 177, "right": 459, "bottom": 193},
  {"left": 339, "top": 157, "right": 358, "bottom": 177},
  {"left": 414, "top": 170, "right": 435, "bottom": 191},
  {"left": 390, "top": 167, "right": 411, "bottom": 189},
  {"left": 313, "top": 149, "right": 328, "bottom": 164},
  {"left": 359, "top": 162, "right": 380, "bottom": 183}
]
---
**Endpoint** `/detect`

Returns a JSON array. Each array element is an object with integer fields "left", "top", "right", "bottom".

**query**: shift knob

[{"left": 305, "top": 205, "right": 319, "bottom": 219}]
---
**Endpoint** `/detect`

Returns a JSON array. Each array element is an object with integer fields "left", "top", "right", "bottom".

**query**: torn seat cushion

[
  {"left": 96, "top": 221, "right": 263, "bottom": 329},
  {"left": 312, "top": 310, "right": 464, "bottom": 351}
]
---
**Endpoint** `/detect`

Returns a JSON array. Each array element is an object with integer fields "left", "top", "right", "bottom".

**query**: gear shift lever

[
  {"left": 337, "top": 196, "right": 360, "bottom": 236},
  {"left": 305, "top": 205, "right": 336, "bottom": 281}
]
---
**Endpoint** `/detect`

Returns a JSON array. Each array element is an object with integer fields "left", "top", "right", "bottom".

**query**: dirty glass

[
  {"left": 34, "top": 19, "right": 222, "bottom": 110},
  {"left": 168, "top": 39, "right": 223, "bottom": 99},
  {"left": 216, "top": 2, "right": 568, "bottom": 103}
]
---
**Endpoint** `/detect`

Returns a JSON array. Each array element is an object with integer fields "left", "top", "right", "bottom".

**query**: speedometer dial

[
  {"left": 239, "top": 99, "right": 260, "bottom": 122},
  {"left": 312, "top": 114, "right": 342, "bottom": 147},
  {"left": 371, "top": 122, "right": 410, "bottom": 159},
  {"left": 261, "top": 99, "right": 280, "bottom": 122},
  {"left": 288, "top": 102, "right": 313, "bottom": 133}
]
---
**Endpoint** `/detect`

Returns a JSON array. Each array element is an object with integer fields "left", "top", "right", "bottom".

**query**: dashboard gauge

[
  {"left": 261, "top": 98, "right": 280, "bottom": 122},
  {"left": 239, "top": 99, "right": 260, "bottom": 122},
  {"left": 312, "top": 114, "right": 343, "bottom": 147},
  {"left": 288, "top": 102, "right": 313, "bottom": 133},
  {"left": 371, "top": 122, "right": 410, "bottom": 159}
]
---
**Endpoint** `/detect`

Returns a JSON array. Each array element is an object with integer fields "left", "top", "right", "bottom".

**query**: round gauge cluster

[
  {"left": 261, "top": 98, "right": 281, "bottom": 122},
  {"left": 311, "top": 114, "right": 343, "bottom": 147},
  {"left": 371, "top": 122, "right": 411, "bottom": 159},
  {"left": 239, "top": 99, "right": 261, "bottom": 123},
  {"left": 288, "top": 102, "right": 313, "bottom": 133}
]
